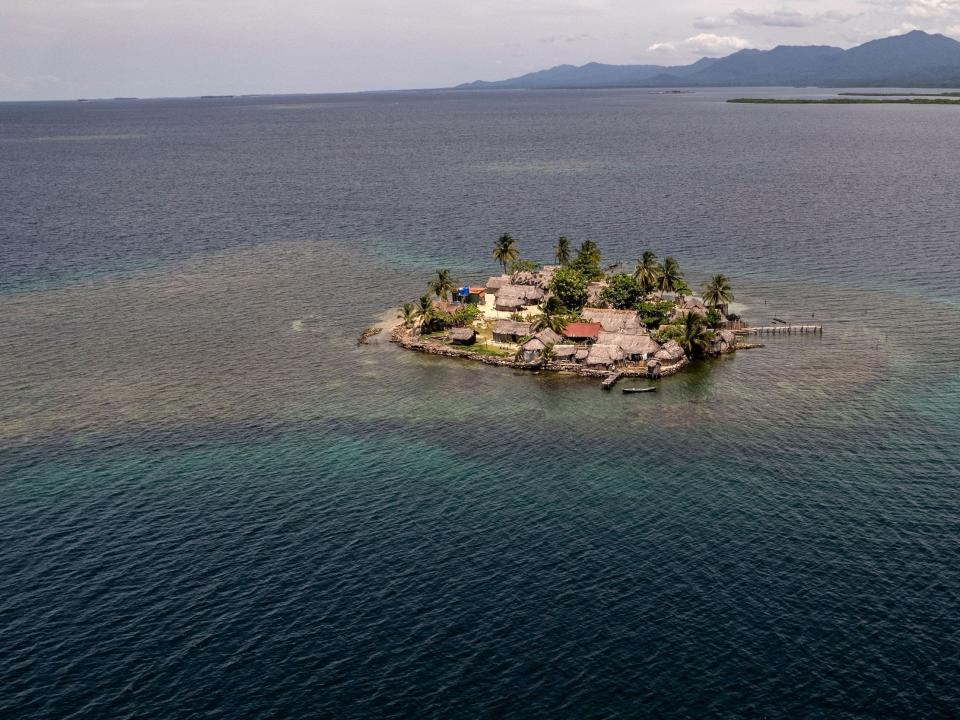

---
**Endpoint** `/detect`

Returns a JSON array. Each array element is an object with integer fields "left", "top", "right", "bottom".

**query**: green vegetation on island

[
  {"left": 729, "top": 96, "right": 960, "bottom": 105},
  {"left": 839, "top": 92, "right": 960, "bottom": 97},
  {"left": 389, "top": 235, "right": 756, "bottom": 383}
]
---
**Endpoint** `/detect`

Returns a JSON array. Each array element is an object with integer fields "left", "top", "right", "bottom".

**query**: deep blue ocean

[{"left": 2, "top": 88, "right": 959, "bottom": 719}]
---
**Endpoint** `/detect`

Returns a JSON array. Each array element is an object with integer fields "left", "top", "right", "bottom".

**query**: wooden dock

[
  {"left": 737, "top": 325, "right": 822, "bottom": 335},
  {"left": 601, "top": 371, "right": 623, "bottom": 390}
]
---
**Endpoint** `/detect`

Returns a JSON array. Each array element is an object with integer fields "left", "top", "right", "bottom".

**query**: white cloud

[
  {"left": 648, "top": 41, "right": 677, "bottom": 53},
  {"left": 903, "top": 0, "right": 958, "bottom": 18},
  {"left": 695, "top": 7, "right": 861, "bottom": 30},
  {"left": 649, "top": 33, "right": 752, "bottom": 56},
  {"left": 1, "top": 0, "right": 958, "bottom": 98},
  {"left": 884, "top": 21, "right": 921, "bottom": 33}
]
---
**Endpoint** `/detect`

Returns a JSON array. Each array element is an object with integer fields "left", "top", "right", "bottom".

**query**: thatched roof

[
  {"left": 655, "top": 340, "right": 685, "bottom": 362},
  {"left": 711, "top": 329, "right": 737, "bottom": 354},
  {"left": 493, "top": 320, "right": 532, "bottom": 337},
  {"left": 552, "top": 344, "right": 578, "bottom": 359},
  {"left": 575, "top": 348, "right": 590, "bottom": 361},
  {"left": 538, "top": 265, "right": 559, "bottom": 286},
  {"left": 522, "top": 328, "right": 562, "bottom": 354},
  {"left": 485, "top": 275, "right": 511, "bottom": 291},
  {"left": 494, "top": 285, "right": 528, "bottom": 309},
  {"left": 672, "top": 297, "right": 708, "bottom": 321},
  {"left": 598, "top": 331, "right": 660, "bottom": 357},
  {"left": 534, "top": 328, "right": 562, "bottom": 346},
  {"left": 585, "top": 344, "right": 625, "bottom": 367},
  {"left": 586, "top": 282, "right": 608, "bottom": 304},
  {"left": 450, "top": 328, "right": 476, "bottom": 343},
  {"left": 582, "top": 308, "right": 643, "bottom": 333},
  {"left": 510, "top": 271, "right": 541, "bottom": 287},
  {"left": 495, "top": 284, "right": 544, "bottom": 310}
]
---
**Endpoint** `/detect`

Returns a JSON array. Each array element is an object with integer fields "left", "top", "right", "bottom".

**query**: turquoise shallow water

[{"left": 2, "top": 90, "right": 959, "bottom": 718}]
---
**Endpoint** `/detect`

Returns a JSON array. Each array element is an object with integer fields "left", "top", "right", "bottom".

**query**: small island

[
  {"left": 386, "top": 235, "right": 783, "bottom": 387},
  {"left": 729, "top": 96, "right": 960, "bottom": 105}
]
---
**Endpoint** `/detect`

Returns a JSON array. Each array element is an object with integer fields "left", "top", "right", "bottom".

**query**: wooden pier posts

[{"left": 737, "top": 325, "right": 823, "bottom": 336}]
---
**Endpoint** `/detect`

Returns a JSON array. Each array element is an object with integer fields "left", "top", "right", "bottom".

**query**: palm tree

[
  {"left": 428, "top": 269, "right": 456, "bottom": 302},
  {"left": 633, "top": 250, "right": 660, "bottom": 295},
  {"left": 539, "top": 343, "right": 555, "bottom": 367},
  {"left": 400, "top": 302, "right": 418, "bottom": 328},
  {"left": 678, "top": 311, "right": 714, "bottom": 358},
  {"left": 658, "top": 256, "right": 684, "bottom": 295},
  {"left": 578, "top": 239, "right": 601, "bottom": 266},
  {"left": 555, "top": 236, "right": 571, "bottom": 265},
  {"left": 532, "top": 310, "right": 567, "bottom": 334},
  {"left": 702, "top": 274, "right": 734, "bottom": 310},
  {"left": 415, "top": 294, "right": 434, "bottom": 323},
  {"left": 493, "top": 234, "right": 520, "bottom": 274}
]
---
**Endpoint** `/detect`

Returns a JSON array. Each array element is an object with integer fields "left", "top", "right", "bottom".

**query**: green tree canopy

[
  {"left": 549, "top": 266, "right": 589, "bottom": 312},
  {"left": 571, "top": 240, "right": 603, "bottom": 280},
  {"left": 555, "top": 236, "right": 571, "bottom": 265},
  {"left": 702, "top": 274, "right": 734, "bottom": 308},
  {"left": 493, "top": 234, "right": 520, "bottom": 274},
  {"left": 532, "top": 310, "right": 567, "bottom": 334},
  {"left": 705, "top": 308, "right": 723, "bottom": 329},
  {"left": 508, "top": 258, "right": 540, "bottom": 275},
  {"left": 599, "top": 273, "right": 645, "bottom": 310},
  {"left": 401, "top": 302, "right": 418, "bottom": 327},
  {"left": 658, "top": 256, "right": 684, "bottom": 295},
  {"left": 678, "top": 311, "right": 714, "bottom": 358},
  {"left": 637, "top": 299, "right": 675, "bottom": 329},
  {"left": 428, "top": 269, "right": 456, "bottom": 301},
  {"left": 633, "top": 250, "right": 661, "bottom": 294}
]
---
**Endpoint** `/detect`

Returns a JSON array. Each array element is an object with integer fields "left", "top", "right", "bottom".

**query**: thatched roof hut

[
  {"left": 450, "top": 328, "right": 477, "bottom": 345},
  {"left": 710, "top": 329, "right": 737, "bottom": 354},
  {"left": 655, "top": 340, "right": 685, "bottom": 362},
  {"left": 520, "top": 328, "right": 563, "bottom": 362},
  {"left": 510, "top": 271, "right": 540, "bottom": 287},
  {"left": 552, "top": 344, "right": 578, "bottom": 359},
  {"left": 538, "top": 265, "right": 559, "bottom": 286},
  {"left": 583, "top": 308, "right": 643, "bottom": 333},
  {"left": 534, "top": 328, "right": 562, "bottom": 346},
  {"left": 599, "top": 331, "right": 660, "bottom": 359},
  {"left": 492, "top": 320, "right": 532, "bottom": 343},
  {"left": 494, "top": 284, "right": 545, "bottom": 311},
  {"left": 575, "top": 348, "right": 590, "bottom": 362},
  {"left": 671, "top": 297, "right": 709, "bottom": 322},
  {"left": 586, "top": 282, "right": 608, "bottom": 305},
  {"left": 520, "top": 337, "right": 546, "bottom": 362},
  {"left": 494, "top": 285, "right": 528, "bottom": 311},
  {"left": 585, "top": 344, "right": 625, "bottom": 368},
  {"left": 485, "top": 275, "right": 511, "bottom": 293}
]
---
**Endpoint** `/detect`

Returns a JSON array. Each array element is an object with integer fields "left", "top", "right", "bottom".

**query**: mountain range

[{"left": 457, "top": 31, "right": 960, "bottom": 89}]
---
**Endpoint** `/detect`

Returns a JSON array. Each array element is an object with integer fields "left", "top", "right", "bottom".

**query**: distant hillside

[
  {"left": 458, "top": 31, "right": 960, "bottom": 89},
  {"left": 457, "top": 57, "right": 718, "bottom": 90}
]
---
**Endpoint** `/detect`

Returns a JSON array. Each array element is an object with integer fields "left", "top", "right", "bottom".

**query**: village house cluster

[
  {"left": 391, "top": 238, "right": 745, "bottom": 383},
  {"left": 468, "top": 267, "right": 738, "bottom": 378}
]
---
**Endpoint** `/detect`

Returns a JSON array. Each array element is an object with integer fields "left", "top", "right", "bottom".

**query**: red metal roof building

[{"left": 562, "top": 322, "right": 603, "bottom": 341}]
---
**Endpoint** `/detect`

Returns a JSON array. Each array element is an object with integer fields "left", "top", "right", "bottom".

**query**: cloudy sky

[{"left": 2, "top": 0, "right": 959, "bottom": 99}]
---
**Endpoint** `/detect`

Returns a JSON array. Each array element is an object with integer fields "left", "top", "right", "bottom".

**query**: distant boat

[{"left": 622, "top": 387, "right": 656, "bottom": 394}]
